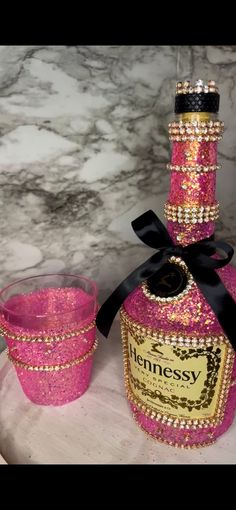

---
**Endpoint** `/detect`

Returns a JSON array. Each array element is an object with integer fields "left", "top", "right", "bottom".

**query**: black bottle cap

[{"left": 175, "top": 80, "right": 220, "bottom": 114}]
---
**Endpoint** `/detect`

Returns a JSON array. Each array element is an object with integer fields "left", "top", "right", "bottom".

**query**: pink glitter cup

[{"left": 0, "top": 274, "right": 98, "bottom": 406}]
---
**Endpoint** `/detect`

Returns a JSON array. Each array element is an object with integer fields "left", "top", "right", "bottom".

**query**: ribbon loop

[
  {"left": 96, "top": 210, "right": 236, "bottom": 351},
  {"left": 131, "top": 209, "right": 173, "bottom": 249}
]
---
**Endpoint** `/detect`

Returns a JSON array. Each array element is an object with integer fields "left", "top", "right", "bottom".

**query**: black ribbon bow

[{"left": 96, "top": 210, "right": 236, "bottom": 351}]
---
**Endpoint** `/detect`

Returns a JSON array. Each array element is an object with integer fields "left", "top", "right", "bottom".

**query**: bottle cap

[{"left": 175, "top": 80, "right": 220, "bottom": 114}]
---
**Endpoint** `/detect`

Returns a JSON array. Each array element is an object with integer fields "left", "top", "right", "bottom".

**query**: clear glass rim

[{"left": 0, "top": 273, "right": 98, "bottom": 319}]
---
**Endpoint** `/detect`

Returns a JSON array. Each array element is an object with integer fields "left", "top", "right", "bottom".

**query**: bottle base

[
  {"left": 132, "top": 409, "right": 216, "bottom": 449},
  {"left": 130, "top": 400, "right": 236, "bottom": 449}
]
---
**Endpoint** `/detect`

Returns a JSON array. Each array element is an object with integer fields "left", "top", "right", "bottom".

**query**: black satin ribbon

[{"left": 96, "top": 210, "right": 236, "bottom": 351}]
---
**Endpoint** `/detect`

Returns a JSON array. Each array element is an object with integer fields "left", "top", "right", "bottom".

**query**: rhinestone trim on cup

[
  {"left": 7, "top": 338, "right": 99, "bottom": 371},
  {"left": 0, "top": 316, "right": 96, "bottom": 343}
]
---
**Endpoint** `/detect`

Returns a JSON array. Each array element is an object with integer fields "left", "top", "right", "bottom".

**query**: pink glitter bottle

[
  {"left": 121, "top": 80, "right": 236, "bottom": 448},
  {"left": 0, "top": 274, "right": 98, "bottom": 406}
]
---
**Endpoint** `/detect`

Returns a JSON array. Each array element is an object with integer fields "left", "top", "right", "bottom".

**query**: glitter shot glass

[{"left": 0, "top": 274, "right": 98, "bottom": 406}]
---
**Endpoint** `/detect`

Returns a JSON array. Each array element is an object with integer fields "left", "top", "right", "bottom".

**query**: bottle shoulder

[{"left": 124, "top": 263, "right": 236, "bottom": 337}]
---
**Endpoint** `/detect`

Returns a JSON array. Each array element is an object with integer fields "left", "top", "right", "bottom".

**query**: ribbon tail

[
  {"left": 189, "top": 264, "right": 236, "bottom": 351},
  {"left": 96, "top": 250, "right": 169, "bottom": 338},
  {"left": 132, "top": 209, "right": 174, "bottom": 249}
]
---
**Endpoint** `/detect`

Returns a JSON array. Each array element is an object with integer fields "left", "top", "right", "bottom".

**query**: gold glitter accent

[
  {"left": 167, "top": 164, "right": 220, "bottom": 173},
  {"left": 132, "top": 411, "right": 216, "bottom": 449},
  {"left": 164, "top": 202, "right": 219, "bottom": 223},
  {"left": 7, "top": 338, "right": 98, "bottom": 371},
  {"left": 171, "top": 226, "right": 214, "bottom": 247},
  {"left": 180, "top": 112, "right": 215, "bottom": 122},
  {"left": 120, "top": 310, "right": 234, "bottom": 430},
  {"left": 141, "top": 256, "right": 194, "bottom": 303},
  {"left": 0, "top": 317, "right": 96, "bottom": 343},
  {"left": 185, "top": 141, "right": 202, "bottom": 163}
]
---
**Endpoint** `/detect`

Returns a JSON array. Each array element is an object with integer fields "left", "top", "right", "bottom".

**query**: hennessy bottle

[{"left": 120, "top": 80, "right": 236, "bottom": 448}]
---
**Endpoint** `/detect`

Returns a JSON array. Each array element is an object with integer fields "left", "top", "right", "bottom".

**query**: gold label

[{"left": 127, "top": 330, "right": 232, "bottom": 421}]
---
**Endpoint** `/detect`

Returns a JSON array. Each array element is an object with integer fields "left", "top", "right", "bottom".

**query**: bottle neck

[{"left": 165, "top": 111, "right": 222, "bottom": 246}]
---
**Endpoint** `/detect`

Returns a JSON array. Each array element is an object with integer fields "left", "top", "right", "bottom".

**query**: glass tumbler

[{"left": 0, "top": 274, "right": 98, "bottom": 406}]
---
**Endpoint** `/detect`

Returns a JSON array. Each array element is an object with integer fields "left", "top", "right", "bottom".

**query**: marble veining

[{"left": 1, "top": 46, "right": 236, "bottom": 353}]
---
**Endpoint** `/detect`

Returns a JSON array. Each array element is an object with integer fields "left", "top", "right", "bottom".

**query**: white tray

[{"left": 0, "top": 321, "right": 236, "bottom": 464}]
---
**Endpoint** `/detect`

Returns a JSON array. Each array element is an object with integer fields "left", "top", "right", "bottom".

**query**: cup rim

[{"left": 0, "top": 273, "right": 98, "bottom": 319}]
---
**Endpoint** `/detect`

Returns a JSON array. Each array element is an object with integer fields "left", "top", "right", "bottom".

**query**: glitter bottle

[{"left": 121, "top": 80, "right": 236, "bottom": 448}]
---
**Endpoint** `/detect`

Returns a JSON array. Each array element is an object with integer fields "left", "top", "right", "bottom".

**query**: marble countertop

[
  {"left": 1, "top": 46, "right": 236, "bottom": 300},
  {"left": 0, "top": 320, "right": 236, "bottom": 464}
]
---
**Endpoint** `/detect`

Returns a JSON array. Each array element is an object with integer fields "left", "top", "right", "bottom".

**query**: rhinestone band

[
  {"left": 168, "top": 120, "right": 224, "bottom": 137},
  {"left": 0, "top": 317, "right": 96, "bottom": 343},
  {"left": 167, "top": 164, "right": 221, "bottom": 173},
  {"left": 169, "top": 134, "right": 222, "bottom": 142},
  {"left": 7, "top": 338, "right": 98, "bottom": 371},
  {"left": 169, "top": 119, "right": 223, "bottom": 128},
  {"left": 176, "top": 80, "right": 218, "bottom": 95},
  {"left": 142, "top": 256, "right": 194, "bottom": 303},
  {"left": 120, "top": 307, "right": 229, "bottom": 347},
  {"left": 164, "top": 202, "right": 219, "bottom": 223}
]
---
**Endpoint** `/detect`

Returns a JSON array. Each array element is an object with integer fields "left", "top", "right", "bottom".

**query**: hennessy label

[{"left": 127, "top": 329, "right": 233, "bottom": 421}]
